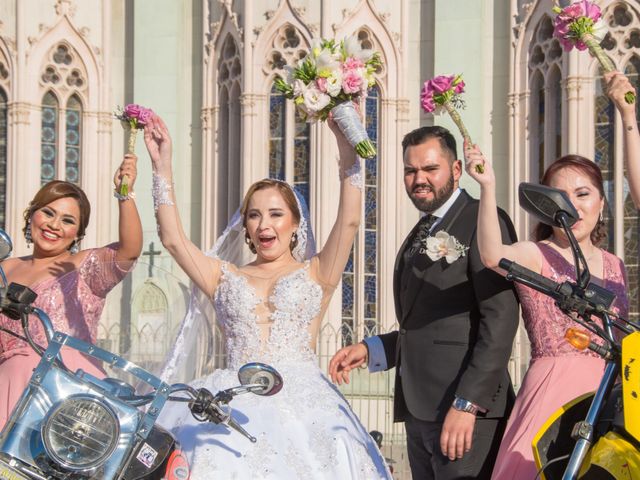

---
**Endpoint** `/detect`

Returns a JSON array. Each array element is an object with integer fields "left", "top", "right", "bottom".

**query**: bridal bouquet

[
  {"left": 420, "top": 74, "right": 483, "bottom": 173},
  {"left": 114, "top": 103, "right": 153, "bottom": 195},
  {"left": 552, "top": 0, "right": 635, "bottom": 104},
  {"left": 274, "top": 36, "right": 382, "bottom": 158}
]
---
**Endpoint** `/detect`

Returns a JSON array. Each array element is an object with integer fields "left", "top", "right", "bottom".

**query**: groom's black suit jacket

[{"left": 379, "top": 190, "right": 519, "bottom": 423}]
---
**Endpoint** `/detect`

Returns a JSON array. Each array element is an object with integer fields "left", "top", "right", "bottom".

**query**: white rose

[{"left": 302, "top": 85, "right": 331, "bottom": 113}]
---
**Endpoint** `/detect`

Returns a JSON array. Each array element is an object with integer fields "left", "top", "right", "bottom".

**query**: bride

[{"left": 143, "top": 113, "right": 391, "bottom": 479}]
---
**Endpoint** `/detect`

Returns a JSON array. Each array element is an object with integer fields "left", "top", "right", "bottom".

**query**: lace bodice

[
  {"left": 214, "top": 260, "right": 329, "bottom": 369},
  {"left": 0, "top": 244, "right": 130, "bottom": 360},
  {"left": 517, "top": 243, "right": 628, "bottom": 359}
]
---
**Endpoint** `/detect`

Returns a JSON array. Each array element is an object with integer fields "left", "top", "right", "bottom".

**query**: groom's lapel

[
  {"left": 394, "top": 221, "right": 424, "bottom": 321},
  {"left": 400, "top": 191, "right": 471, "bottom": 323}
]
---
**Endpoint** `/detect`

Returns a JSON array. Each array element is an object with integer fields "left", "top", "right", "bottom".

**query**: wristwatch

[{"left": 452, "top": 396, "right": 480, "bottom": 415}]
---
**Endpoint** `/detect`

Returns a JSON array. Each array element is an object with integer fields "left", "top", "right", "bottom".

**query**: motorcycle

[
  {"left": 0, "top": 229, "right": 284, "bottom": 479},
  {"left": 499, "top": 183, "right": 640, "bottom": 480}
]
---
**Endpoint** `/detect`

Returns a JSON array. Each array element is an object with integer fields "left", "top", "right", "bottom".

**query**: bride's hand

[
  {"left": 144, "top": 114, "right": 173, "bottom": 172},
  {"left": 328, "top": 343, "right": 368, "bottom": 385}
]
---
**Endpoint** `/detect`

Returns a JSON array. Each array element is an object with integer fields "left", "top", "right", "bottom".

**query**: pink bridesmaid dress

[
  {"left": 491, "top": 243, "right": 628, "bottom": 480},
  {"left": 0, "top": 244, "right": 130, "bottom": 429}
]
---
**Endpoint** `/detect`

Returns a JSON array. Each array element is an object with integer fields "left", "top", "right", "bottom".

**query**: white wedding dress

[{"left": 158, "top": 260, "right": 392, "bottom": 479}]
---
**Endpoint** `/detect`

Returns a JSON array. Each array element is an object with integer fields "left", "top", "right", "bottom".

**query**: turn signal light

[{"left": 565, "top": 328, "right": 591, "bottom": 351}]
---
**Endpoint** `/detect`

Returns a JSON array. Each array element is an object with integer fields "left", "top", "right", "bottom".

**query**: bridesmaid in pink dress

[
  {"left": 465, "top": 151, "right": 629, "bottom": 479},
  {"left": 0, "top": 154, "right": 142, "bottom": 429}
]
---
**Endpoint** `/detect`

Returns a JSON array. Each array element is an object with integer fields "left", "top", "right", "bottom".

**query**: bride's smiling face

[{"left": 245, "top": 187, "right": 299, "bottom": 261}]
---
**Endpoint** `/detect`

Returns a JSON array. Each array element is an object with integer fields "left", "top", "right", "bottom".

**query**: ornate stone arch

[
  {"left": 202, "top": 6, "right": 245, "bottom": 245},
  {"left": 25, "top": 14, "right": 99, "bottom": 110},
  {"left": 130, "top": 280, "right": 170, "bottom": 369},
  {"left": 16, "top": 7, "right": 108, "bottom": 251},
  {"left": 331, "top": 0, "right": 402, "bottom": 99}
]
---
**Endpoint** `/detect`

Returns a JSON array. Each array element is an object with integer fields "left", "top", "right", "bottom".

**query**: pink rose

[
  {"left": 137, "top": 107, "right": 153, "bottom": 125},
  {"left": 454, "top": 80, "right": 465, "bottom": 95},
  {"left": 427, "top": 75, "right": 455, "bottom": 95},
  {"left": 343, "top": 57, "right": 365, "bottom": 71},
  {"left": 342, "top": 70, "right": 364, "bottom": 94},
  {"left": 124, "top": 103, "right": 141, "bottom": 119},
  {"left": 316, "top": 77, "right": 328, "bottom": 93},
  {"left": 420, "top": 82, "right": 436, "bottom": 113},
  {"left": 582, "top": 0, "right": 602, "bottom": 22}
]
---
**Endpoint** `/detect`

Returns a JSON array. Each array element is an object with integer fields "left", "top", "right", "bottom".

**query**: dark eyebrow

[{"left": 42, "top": 206, "right": 78, "bottom": 221}]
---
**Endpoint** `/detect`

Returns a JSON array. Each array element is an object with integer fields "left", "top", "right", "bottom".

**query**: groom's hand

[
  {"left": 440, "top": 408, "right": 476, "bottom": 461},
  {"left": 328, "top": 343, "right": 368, "bottom": 385}
]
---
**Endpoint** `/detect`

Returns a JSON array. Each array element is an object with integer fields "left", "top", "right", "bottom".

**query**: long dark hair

[{"left": 533, "top": 155, "right": 606, "bottom": 246}]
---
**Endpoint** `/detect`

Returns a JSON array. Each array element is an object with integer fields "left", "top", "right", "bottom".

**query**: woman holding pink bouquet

[
  {"left": 464, "top": 140, "right": 629, "bottom": 476},
  {"left": 143, "top": 111, "right": 391, "bottom": 479},
  {"left": 0, "top": 155, "right": 142, "bottom": 429}
]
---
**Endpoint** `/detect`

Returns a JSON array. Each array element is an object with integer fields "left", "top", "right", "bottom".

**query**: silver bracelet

[
  {"left": 152, "top": 172, "right": 175, "bottom": 212},
  {"left": 340, "top": 157, "right": 364, "bottom": 191},
  {"left": 113, "top": 190, "right": 136, "bottom": 201}
]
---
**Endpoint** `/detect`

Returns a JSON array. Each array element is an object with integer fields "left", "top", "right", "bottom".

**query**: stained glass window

[
  {"left": 550, "top": 68, "right": 562, "bottom": 160},
  {"left": 268, "top": 82, "right": 310, "bottom": 206},
  {"left": 41, "top": 91, "right": 59, "bottom": 185},
  {"left": 594, "top": 76, "right": 616, "bottom": 253},
  {"left": 293, "top": 106, "right": 310, "bottom": 206},
  {"left": 0, "top": 88, "right": 6, "bottom": 228},
  {"left": 538, "top": 84, "right": 545, "bottom": 179},
  {"left": 269, "top": 84, "right": 286, "bottom": 180},
  {"left": 65, "top": 95, "right": 82, "bottom": 185},
  {"left": 363, "top": 85, "right": 379, "bottom": 336},
  {"left": 341, "top": 85, "right": 380, "bottom": 345},
  {"left": 624, "top": 58, "right": 640, "bottom": 321}
]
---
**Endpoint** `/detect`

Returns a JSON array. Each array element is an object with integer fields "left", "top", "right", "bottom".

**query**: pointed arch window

[
  {"left": 341, "top": 85, "right": 380, "bottom": 345},
  {"left": 65, "top": 95, "right": 82, "bottom": 184},
  {"left": 39, "top": 43, "right": 87, "bottom": 186},
  {"left": 41, "top": 91, "right": 59, "bottom": 185},
  {"left": 268, "top": 82, "right": 311, "bottom": 207},
  {"left": 216, "top": 35, "right": 242, "bottom": 228},
  {"left": 266, "top": 24, "right": 311, "bottom": 207},
  {"left": 528, "top": 16, "right": 563, "bottom": 182},
  {"left": 0, "top": 87, "right": 6, "bottom": 228}
]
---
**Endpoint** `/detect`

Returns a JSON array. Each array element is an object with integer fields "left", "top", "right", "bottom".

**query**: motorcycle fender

[
  {"left": 579, "top": 431, "right": 640, "bottom": 479},
  {"left": 532, "top": 392, "right": 595, "bottom": 480},
  {"left": 622, "top": 331, "right": 640, "bottom": 443}
]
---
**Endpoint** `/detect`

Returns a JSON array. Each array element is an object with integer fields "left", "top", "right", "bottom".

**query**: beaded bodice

[
  {"left": 214, "top": 261, "right": 325, "bottom": 369},
  {"left": 517, "top": 243, "right": 628, "bottom": 359}
]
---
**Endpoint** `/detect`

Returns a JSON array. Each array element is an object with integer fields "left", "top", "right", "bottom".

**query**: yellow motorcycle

[{"left": 500, "top": 183, "right": 640, "bottom": 480}]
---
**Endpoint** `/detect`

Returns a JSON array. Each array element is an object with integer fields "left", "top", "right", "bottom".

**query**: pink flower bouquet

[
  {"left": 114, "top": 103, "right": 153, "bottom": 195},
  {"left": 553, "top": 0, "right": 635, "bottom": 104},
  {"left": 420, "top": 74, "right": 483, "bottom": 173},
  {"left": 274, "top": 35, "right": 382, "bottom": 158}
]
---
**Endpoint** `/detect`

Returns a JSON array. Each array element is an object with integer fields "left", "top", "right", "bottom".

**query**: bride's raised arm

[
  {"left": 316, "top": 118, "right": 363, "bottom": 286},
  {"left": 144, "top": 114, "right": 220, "bottom": 298}
]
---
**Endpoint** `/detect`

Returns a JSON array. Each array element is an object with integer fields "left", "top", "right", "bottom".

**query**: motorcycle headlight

[{"left": 41, "top": 395, "right": 119, "bottom": 472}]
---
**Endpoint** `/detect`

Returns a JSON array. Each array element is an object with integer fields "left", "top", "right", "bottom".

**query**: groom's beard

[{"left": 409, "top": 174, "right": 455, "bottom": 214}]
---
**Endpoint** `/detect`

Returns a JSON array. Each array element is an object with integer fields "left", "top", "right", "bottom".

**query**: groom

[{"left": 329, "top": 126, "right": 519, "bottom": 479}]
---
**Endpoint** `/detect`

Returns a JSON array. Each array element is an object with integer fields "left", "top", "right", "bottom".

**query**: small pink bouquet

[
  {"left": 114, "top": 103, "right": 153, "bottom": 195},
  {"left": 274, "top": 35, "right": 382, "bottom": 158},
  {"left": 420, "top": 74, "right": 483, "bottom": 173},
  {"left": 552, "top": 0, "right": 635, "bottom": 104}
]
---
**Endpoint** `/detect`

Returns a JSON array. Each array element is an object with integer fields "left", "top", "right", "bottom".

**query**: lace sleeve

[{"left": 80, "top": 244, "right": 132, "bottom": 298}]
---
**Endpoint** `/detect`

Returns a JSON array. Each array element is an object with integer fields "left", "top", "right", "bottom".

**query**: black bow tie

[{"left": 407, "top": 214, "right": 437, "bottom": 256}]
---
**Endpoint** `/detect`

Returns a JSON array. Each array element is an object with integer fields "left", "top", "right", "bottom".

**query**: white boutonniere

[{"left": 422, "top": 231, "right": 469, "bottom": 263}]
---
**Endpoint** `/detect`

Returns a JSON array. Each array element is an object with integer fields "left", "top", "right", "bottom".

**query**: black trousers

[{"left": 405, "top": 413, "right": 506, "bottom": 480}]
